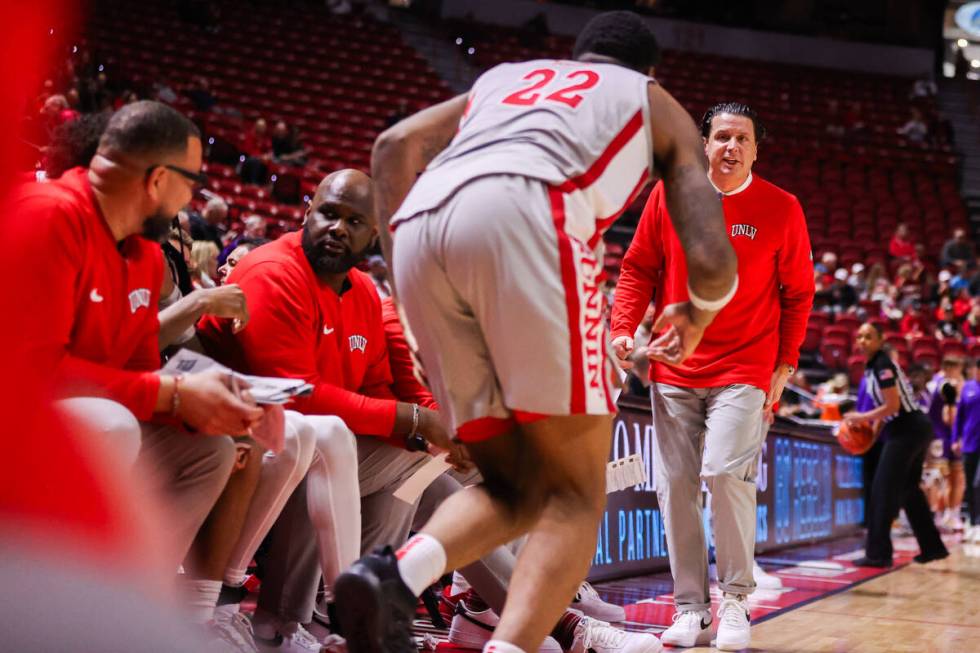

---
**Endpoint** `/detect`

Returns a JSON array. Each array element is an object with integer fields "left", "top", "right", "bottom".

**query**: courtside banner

[{"left": 589, "top": 395, "right": 864, "bottom": 582}]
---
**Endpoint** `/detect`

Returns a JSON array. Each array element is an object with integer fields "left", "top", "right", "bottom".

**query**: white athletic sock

[
  {"left": 180, "top": 578, "right": 222, "bottom": 623},
  {"left": 484, "top": 639, "right": 526, "bottom": 653},
  {"left": 395, "top": 533, "right": 447, "bottom": 597}
]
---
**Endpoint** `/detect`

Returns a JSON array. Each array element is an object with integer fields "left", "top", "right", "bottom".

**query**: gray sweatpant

[{"left": 651, "top": 383, "right": 766, "bottom": 611}]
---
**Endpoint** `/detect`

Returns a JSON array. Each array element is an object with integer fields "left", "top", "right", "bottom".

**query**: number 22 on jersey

[{"left": 501, "top": 68, "right": 601, "bottom": 109}]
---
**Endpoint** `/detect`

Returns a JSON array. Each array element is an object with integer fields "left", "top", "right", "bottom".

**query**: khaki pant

[{"left": 651, "top": 383, "right": 766, "bottom": 611}]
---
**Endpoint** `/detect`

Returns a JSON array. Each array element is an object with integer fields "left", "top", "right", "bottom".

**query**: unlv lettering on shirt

[
  {"left": 128, "top": 288, "right": 151, "bottom": 313},
  {"left": 731, "top": 224, "right": 758, "bottom": 240},
  {"left": 349, "top": 334, "right": 367, "bottom": 353}
]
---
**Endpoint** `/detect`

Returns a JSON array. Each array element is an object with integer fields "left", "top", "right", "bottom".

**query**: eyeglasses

[{"left": 146, "top": 163, "right": 209, "bottom": 189}]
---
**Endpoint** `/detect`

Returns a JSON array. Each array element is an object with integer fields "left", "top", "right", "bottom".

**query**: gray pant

[
  {"left": 138, "top": 423, "right": 238, "bottom": 571},
  {"left": 259, "top": 438, "right": 516, "bottom": 622},
  {"left": 56, "top": 397, "right": 236, "bottom": 572},
  {"left": 651, "top": 383, "right": 766, "bottom": 611}
]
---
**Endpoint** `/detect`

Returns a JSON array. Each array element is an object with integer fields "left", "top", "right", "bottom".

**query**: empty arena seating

[{"left": 81, "top": 0, "right": 452, "bottom": 231}]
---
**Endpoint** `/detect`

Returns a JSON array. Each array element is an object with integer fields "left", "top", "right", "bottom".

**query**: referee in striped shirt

[{"left": 843, "top": 322, "right": 948, "bottom": 566}]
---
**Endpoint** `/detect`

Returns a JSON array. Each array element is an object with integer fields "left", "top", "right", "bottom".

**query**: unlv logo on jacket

[
  {"left": 349, "top": 334, "right": 367, "bottom": 353},
  {"left": 731, "top": 224, "right": 758, "bottom": 240},
  {"left": 128, "top": 288, "right": 151, "bottom": 313}
]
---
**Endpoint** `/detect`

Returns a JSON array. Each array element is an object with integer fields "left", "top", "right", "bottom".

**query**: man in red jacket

[
  {"left": 611, "top": 102, "right": 814, "bottom": 651},
  {"left": 198, "top": 169, "right": 464, "bottom": 644},
  {"left": 11, "top": 101, "right": 267, "bottom": 585}
]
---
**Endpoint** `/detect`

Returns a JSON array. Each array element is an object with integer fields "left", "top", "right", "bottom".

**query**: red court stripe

[{"left": 549, "top": 187, "right": 586, "bottom": 413}]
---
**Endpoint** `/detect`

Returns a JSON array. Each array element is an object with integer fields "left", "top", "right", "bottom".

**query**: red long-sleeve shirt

[
  {"left": 198, "top": 232, "right": 402, "bottom": 443},
  {"left": 13, "top": 168, "right": 164, "bottom": 419},
  {"left": 611, "top": 176, "right": 814, "bottom": 391}
]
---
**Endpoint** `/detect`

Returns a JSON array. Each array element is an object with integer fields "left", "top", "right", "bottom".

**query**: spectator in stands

[
  {"left": 815, "top": 251, "right": 838, "bottom": 277},
  {"left": 847, "top": 262, "right": 867, "bottom": 295},
  {"left": 846, "top": 323, "right": 948, "bottom": 566},
  {"left": 240, "top": 117, "right": 271, "bottom": 184},
  {"left": 863, "top": 263, "right": 887, "bottom": 301},
  {"left": 963, "top": 298, "right": 980, "bottom": 339},
  {"left": 899, "top": 301, "right": 927, "bottom": 339},
  {"left": 188, "top": 196, "right": 228, "bottom": 250},
  {"left": 243, "top": 214, "right": 267, "bottom": 239},
  {"left": 384, "top": 100, "right": 411, "bottom": 130},
  {"left": 190, "top": 240, "right": 219, "bottom": 289},
  {"left": 911, "top": 77, "right": 937, "bottom": 99},
  {"left": 367, "top": 254, "right": 392, "bottom": 298},
  {"left": 954, "top": 286, "right": 972, "bottom": 320},
  {"left": 889, "top": 222, "right": 917, "bottom": 261},
  {"left": 185, "top": 75, "right": 217, "bottom": 112},
  {"left": 936, "top": 299, "right": 962, "bottom": 340},
  {"left": 953, "top": 362, "right": 980, "bottom": 540},
  {"left": 271, "top": 120, "right": 309, "bottom": 166},
  {"left": 42, "top": 110, "right": 111, "bottom": 179},
  {"left": 895, "top": 262, "right": 923, "bottom": 301},
  {"left": 951, "top": 263, "right": 972, "bottom": 296},
  {"left": 216, "top": 237, "right": 268, "bottom": 284},
  {"left": 941, "top": 228, "right": 974, "bottom": 270},
  {"left": 827, "top": 267, "right": 858, "bottom": 312},
  {"left": 897, "top": 107, "right": 929, "bottom": 143},
  {"left": 40, "top": 94, "right": 78, "bottom": 133}
]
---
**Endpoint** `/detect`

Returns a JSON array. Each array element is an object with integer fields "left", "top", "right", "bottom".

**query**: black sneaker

[
  {"left": 853, "top": 556, "right": 892, "bottom": 568},
  {"left": 914, "top": 550, "right": 949, "bottom": 564},
  {"left": 334, "top": 547, "right": 418, "bottom": 653}
]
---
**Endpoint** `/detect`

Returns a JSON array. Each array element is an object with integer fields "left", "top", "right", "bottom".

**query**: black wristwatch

[{"left": 406, "top": 433, "right": 428, "bottom": 452}]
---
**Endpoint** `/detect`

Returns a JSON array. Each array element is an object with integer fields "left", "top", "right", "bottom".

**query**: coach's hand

[
  {"left": 765, "top": 363, "right": 794, "bottom": 414},
  {"left": 646, "top": 302, "right": 707, "bottom": 366},
  {"left": 418, "top": 407, "right": 473, "bottom": 472},
  {"left": 611, "top": 336, "right": 635, "bottom": 370},
  {"left": 177, "top": 369, "right": 265, "bottom": 436},
  {"left": 198, "top": 284, "right": 250, "bottom": 332}
]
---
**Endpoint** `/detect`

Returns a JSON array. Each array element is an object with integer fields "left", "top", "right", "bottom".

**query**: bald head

[
  {"left": 311, "top": 169, "right": 375, "bottom": 227},
  {"left": 303, "top": 169, "right": 378, "bottom": 282}
]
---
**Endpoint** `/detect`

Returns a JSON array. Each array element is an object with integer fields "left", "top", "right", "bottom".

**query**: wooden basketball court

[{"left": 686, "top": 543, "right": 980, "bottom": 653}]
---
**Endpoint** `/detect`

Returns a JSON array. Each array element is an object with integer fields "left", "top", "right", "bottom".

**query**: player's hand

[
  {"left": 952, "top": 440, "right": 963, "bottom": 455},
  {"left": 177, "top": 369, "right": 265, "bottom": 435},
  {"left": 611, "top": 336, "right": 635, "bottom": 370},
  {"left": 249, "top": 403, "right": 286, "bottom": 454},
  {"left": 646, "top": 302, "right": 707, "bottom": 366},
  {"left": 765, "top": 364, "right": 794, "bottom": 413},
  {"left": 198, "top": 284, "right": 249, "bottom": 332}
]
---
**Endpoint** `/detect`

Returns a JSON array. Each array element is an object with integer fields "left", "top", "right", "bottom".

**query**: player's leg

[
  {"left": 482, "top": 413, "right": 611, "bottom": 651},
  {"left": 303, "top": 414, "right": 361, "bottom": 591},
  {"left": 650, "top": 383, "right": 713, "bottom": 648},
  {"left": 223, "top": 410, "right": 315, "bottom": 589},
  {"left": 700, "top": 384, "right": 766, "bottom": 651}
]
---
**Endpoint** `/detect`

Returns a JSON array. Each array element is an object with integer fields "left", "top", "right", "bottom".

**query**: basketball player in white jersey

[{"left": 334, "top": 12, "right": 738, "bottom": 653}]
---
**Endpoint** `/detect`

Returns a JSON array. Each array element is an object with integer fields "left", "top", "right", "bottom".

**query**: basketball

[{"left": 835, "top": 420, "right": 876, "bottom": 455}]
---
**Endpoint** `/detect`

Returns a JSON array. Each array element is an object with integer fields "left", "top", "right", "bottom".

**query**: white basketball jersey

[{"left": 391, "top": 59, "right": 654, "bottom": 246}]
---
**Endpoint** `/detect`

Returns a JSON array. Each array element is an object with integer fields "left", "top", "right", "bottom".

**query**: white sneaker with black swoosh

[
  {"left": 659, "top": 608, "right": 712, "bottom": 648},
  {"left": 715, "top": 594, "right": 751, "bottom": 651}
]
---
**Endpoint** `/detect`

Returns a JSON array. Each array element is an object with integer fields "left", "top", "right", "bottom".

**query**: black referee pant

[{"left": 865, "top": 412, "right": 947, "bottom": 562}]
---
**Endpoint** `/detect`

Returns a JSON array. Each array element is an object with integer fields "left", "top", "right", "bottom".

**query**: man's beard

[
  {"left": 142, "top": 208, "right": 174, "bottom": 242},
  {"left": 302, "top": 226, "right": 366, "bottom": 276}
]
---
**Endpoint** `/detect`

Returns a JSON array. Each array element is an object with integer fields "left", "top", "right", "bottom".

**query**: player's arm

[
  {"left": 647, "top": 83, "right": 736, "bottom": 317},
  {"left": 644, "top": 83, "right": 737, "bottom": 364},
  {"left": 371, "top": 93, "right": 469, "bottom": 267}
]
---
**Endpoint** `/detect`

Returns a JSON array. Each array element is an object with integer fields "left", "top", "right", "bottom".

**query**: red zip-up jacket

[
  {"left": 611, "top": 176, "right": 814, "bottom": 392},
  {"left": 13, "top": 168, "right": 163, "bottom": 418},
  {"left": 198, "top": 232, "right": 402, "bottom": 444}
]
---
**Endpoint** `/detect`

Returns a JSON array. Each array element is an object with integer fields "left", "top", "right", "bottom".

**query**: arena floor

[{"left": 407, "top": 534, "right": 978, "bottom": 653}]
